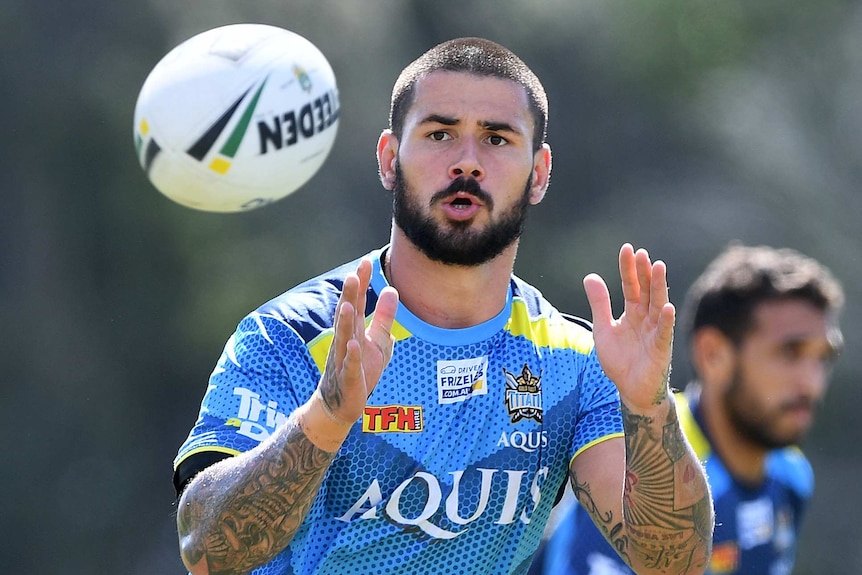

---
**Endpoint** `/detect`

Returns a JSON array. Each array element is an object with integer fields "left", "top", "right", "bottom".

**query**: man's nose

[{"left": 449, "top": 139, "right": 484, "bottom": 180}]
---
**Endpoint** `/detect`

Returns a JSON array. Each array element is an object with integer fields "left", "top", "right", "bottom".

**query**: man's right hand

[{"left": 302, "top": 258, "right": 399, "bottom": 450}]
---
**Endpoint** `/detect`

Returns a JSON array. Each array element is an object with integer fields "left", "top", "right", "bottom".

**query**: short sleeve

[
  {"left": 173, "top": 311, "right": 321, "bottom": 471},
  {"left": 572, "top": 347, "right": 623, "bottom": 459}
]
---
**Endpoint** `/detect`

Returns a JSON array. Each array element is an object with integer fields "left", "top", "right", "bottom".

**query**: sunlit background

[{"left": 2, "top": 1, "right": 860, "bottom": 573}]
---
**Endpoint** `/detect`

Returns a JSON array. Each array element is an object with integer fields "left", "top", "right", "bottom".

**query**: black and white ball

[{"left": 133, "top": 24, "right": 340, "bottom": 212}]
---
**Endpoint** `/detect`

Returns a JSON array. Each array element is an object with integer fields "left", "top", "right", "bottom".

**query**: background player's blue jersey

[
  {"left": 528, "top": 388, "right": 814, "bottom": 575},
  {"left": 174, "top": 247, "right": 624, "bottom": 575}
]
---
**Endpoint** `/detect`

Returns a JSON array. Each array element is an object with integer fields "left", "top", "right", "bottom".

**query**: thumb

[{"left": 583, "top": 273, "right": 613, "bottom": 328}]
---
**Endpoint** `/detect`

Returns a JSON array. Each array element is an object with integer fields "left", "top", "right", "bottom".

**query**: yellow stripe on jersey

[
  {"left": 389, "top": 318, "right": 412, "bottom": 342},
  {"left": 506, "top": 298, "right": 595, "bottom": 354},
  {"left": 675, "top": 393, "right": 712, "bottom": 460},
  {"left": 308, "top": 331, "right": 332, "bottom": 372},
  {"left": 173, "top": 445, "right": 241, "bottom": 471},
  {"left": 307, "top": 317, "right": 412, "bottom": 373},
  {"left": 569, "top": 431, "right": 625, "bottom": 468},
  {"left": 307, "top": 299, "right": 592, "bottom": 372}
]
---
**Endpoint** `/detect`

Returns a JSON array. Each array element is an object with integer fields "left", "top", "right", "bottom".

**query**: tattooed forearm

[
  {"left": 651, "top": 367, "right": 671, "bottom": 405},
  {"left": 571, "top": 469, "right": 632, "bottom": 564},
  {"left": 619, "top": 401, "right": 712, "bottom": 574},
  {"left": 319, "top": 370, "right": 346, "bottom": 412},
  {"left": 570, "top": 470, "right": 615, "bottom": 529},
  {"left": 177, "top": 418, "right": 335, "bottom": 575}
]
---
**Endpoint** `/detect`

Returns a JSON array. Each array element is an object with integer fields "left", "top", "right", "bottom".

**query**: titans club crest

[{"left": 503, "top": 364, "right": 543, "bottom": 423}]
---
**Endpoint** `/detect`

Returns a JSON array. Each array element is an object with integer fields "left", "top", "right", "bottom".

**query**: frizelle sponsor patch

[{"left": 437, "top": 356, "right": 488, "bottom": 404}]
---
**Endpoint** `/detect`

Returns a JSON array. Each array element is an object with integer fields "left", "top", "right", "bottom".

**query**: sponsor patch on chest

[
  {"left": 436, "top": 356, "right": 488, "bottom": 404},
  {"left": 737, "top": 497, "right": 774, "bottom": 549}
]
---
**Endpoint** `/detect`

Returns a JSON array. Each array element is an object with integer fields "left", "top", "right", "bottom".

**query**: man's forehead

[
  {"left": 749, "top": 299, "right": 829, "bottom": 340},
  {"left": 408, "top": 71, "right": 532, "bottom": 124}
]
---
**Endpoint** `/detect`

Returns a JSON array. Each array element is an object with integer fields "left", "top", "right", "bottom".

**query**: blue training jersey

[
  {"left": 174, "top": 247, "right": 624, "bottom": 575},
  {"left": 529, "top": 388, "right": 813, "bottom": 575}
]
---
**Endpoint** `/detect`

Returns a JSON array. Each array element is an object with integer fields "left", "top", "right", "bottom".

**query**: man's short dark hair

[
  {"left": 389, "top": 37, "right": 548, "bottom": 151},
  {"left": 682, "top": 243, "right": 845, "bottom": 347}
]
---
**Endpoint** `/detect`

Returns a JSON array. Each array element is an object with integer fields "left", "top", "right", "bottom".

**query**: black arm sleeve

[{"left": 173, "top": 451, "right": 234, "bottom": 499}]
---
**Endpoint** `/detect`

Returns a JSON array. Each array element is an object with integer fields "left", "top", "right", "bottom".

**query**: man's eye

[
  {"left": 429, "top": 131, "right": 450, "bottom": 141},
  {"left": 487, "top": 134, "right": 508, "bottom": 146},
  {"left": 780, "top": 344, "right": 803, "bottom": 361}
]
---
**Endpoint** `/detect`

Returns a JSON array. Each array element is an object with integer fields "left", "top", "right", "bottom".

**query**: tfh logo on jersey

[
  {"left": 504, "top": 364, "right": 543, "bottom": 423},
  {"left": 363, "top": 405, "right": 424, "bottom": 433}
]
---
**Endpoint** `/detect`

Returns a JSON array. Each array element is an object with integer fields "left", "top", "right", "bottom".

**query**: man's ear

[
  {"left": 377, "top": 130, "right": 398, "bottom": 190},
  {"left": 691, "top": 327, "right": 735, "bottom": 388},
  {"left": 528, "top": 143, "right": 552, "bottom": 205}
]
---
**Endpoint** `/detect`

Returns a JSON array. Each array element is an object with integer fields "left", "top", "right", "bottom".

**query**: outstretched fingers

[
  {"left": 618, "top": 243, "right": 640, "bottom": 311},
  {"left": 368, "top": 287, "right": 399, "bottom": 366},
  {"left": 651, "top": 261, "right": 676, "bottom": 350},
  {"left": 332, "top": 272, "right": 360, "bottom": 370},
  {"left": 353, "top": 259, "right": 373, "bottom": 339},
  {"left": 635, "top": 248, "right": 652, "bottom": 316},
  {"left": 584, "top": 244, "right": 677, "bottom": 411},
  {"left": 322, "top": 280, "right": 359, "bottom": 414},
  {"left": 640, "top": 253, "right": 675, "bottom": 346},
  {"left": 583, "top": 273, "right": 613, "bottom": 330},
  {"left": 324, "top": 260, "right": 400, "bottom": 415},
  {"left": 648, "top": 258, "right": 669, "bottom": 321},
  {"left": 623, "top": 245, "right": 672, "bottom": 330}
]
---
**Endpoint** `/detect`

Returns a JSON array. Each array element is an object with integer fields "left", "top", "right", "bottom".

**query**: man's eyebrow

[
  {"left": 479, "top": 120, "right": 519, "bottom": 134},
  {"left": 418, "top": 115, "right": 521, "bottom": 135},
  {"left": 419, "top": 114, "right": 458, "bottom": 126}
]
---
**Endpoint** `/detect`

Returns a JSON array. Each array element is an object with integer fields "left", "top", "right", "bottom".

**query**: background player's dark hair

[
  {"left": 681, "top": 243, "right": 845, "bottom": 349},
  {"left": 389, "top": 37, "right": 548, "bottom": 152}
]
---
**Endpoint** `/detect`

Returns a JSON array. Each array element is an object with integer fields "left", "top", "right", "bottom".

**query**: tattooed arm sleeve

[
  {"left": 177, "top": 413, "right": 335, "bottom": 575},
  {"left": 570, "top": 397, "right": 713, "bottom": 575},
  {"left": 619, "top": 398, "right": 713, "bottom": 574}
]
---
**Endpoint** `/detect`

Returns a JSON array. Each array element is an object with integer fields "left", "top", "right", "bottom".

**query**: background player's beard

[
  {"left": 391, "top": 166, "right": 532, "bottom": 266},
  {"left": 723, "top": 364, "right": 817, "bottom": 449}
]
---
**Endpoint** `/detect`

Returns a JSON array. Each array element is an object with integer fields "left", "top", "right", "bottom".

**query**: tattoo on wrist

[
  {"left": 651, "top": 367, "right": 671, "bottom": 405},
  {"left": 621, "top": 403, "right": 654, "bottom": 440},
  {"left": 661, "top": 399, "right": 685, "bottom": 462},
  {"left": 315, "top": 388, "right": 352, "bottom": 426}
]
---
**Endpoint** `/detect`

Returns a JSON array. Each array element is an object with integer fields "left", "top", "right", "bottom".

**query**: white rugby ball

[{"left": 133, "top": 24, "right": 340, "bottom": 212}]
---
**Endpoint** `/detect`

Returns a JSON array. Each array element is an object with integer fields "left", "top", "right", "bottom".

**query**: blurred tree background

[{"left": 2, "top": 1, "right": 860, "bottom": 573}]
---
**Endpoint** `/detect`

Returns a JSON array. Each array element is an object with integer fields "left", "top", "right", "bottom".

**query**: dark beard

[
  {"left": 392, "top": 168, "right": 532, "bottom": 266},
  {"left": 723, "top": 366, "right": 812, "bottom": 449}
]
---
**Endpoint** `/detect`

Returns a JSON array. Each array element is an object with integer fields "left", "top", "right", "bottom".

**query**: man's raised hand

[
  {"left": 302, "top": 259, "right": 398, "bottom": 451},
  {"left": 583, "top": 243, "right": 675, "bottom": 410}
]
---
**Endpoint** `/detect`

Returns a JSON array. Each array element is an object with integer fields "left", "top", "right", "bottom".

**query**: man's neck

[{"left": 385, "top": 229, "right": 517, "bottom": 329}]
